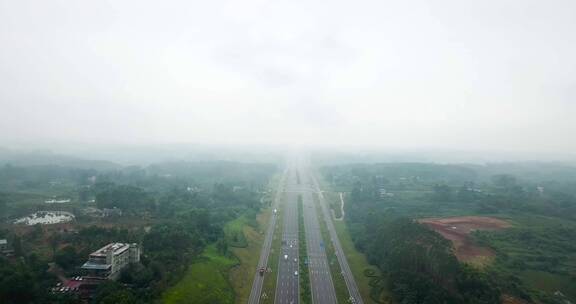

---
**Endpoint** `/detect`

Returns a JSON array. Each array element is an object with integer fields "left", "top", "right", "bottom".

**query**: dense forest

[{"left": 322, "top": 162, "right": 576, "bottom": 304}]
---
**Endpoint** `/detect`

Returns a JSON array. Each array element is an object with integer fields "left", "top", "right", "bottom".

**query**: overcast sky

[{"left": 1, "top": 0, "right": 575, "bottom": 154}]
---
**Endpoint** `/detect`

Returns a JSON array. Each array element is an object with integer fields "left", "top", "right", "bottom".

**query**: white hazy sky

[{"left": 1, "top": 0, "right": 575, "bottom": 153}]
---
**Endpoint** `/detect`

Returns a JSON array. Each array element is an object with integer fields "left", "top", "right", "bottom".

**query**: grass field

[
  {"left": 163, "top": 181, "right": 277, "bottom": 304},
  {"left": 228, "top": 210, "right": 270, "bottom": 303},
  {"left": 162, "top": 245, "right": 237, "bottom": 304}
]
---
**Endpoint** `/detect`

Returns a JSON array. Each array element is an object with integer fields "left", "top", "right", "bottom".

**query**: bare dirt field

[{"left": 419, "top": 216, "right": 511, "bottom": 264}]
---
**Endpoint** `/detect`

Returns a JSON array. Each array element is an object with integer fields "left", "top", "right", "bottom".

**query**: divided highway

[
  {"left": 300, "top": 171, "right": 338, "bottom": 304},
  {"left": 249, "top": 156, "right": 364, "bottom": 304},
  {"left": 275, "top": 169, "right": 300, "bottom": 304}
]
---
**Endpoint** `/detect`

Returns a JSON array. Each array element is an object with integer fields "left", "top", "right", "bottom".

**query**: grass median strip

[{"left": 298, "top": 195, "right": 312, "bottom": 304}]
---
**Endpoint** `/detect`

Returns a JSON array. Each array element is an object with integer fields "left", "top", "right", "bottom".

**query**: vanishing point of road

[{"left": 248, "top": 156, "right": 364, "bottom": 304}]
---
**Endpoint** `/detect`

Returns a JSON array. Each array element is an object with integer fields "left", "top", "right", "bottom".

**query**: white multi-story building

[{"left": 81, "top": 243, "right": 140, "bottom": 280}]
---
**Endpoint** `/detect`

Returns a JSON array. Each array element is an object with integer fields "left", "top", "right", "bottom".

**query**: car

[
  {"left": 284, "top": 254, "right": 288, "bottom": 260},
  {"left": 294, "top": 258, "right": 297, "bottom": 262},
  {"left": 294, "top": 271, "right": 298, "bottom": 276}
]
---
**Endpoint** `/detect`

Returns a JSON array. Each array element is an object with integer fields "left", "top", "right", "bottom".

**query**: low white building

[
  {"left": 81, "top": 243, "right": 141, "bottom": 280},
  {"left": 45, "top": 199, "right": 71, "bottom": 204}
]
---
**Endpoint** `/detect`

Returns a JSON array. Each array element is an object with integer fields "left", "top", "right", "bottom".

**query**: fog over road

[
  {"left": 275, "top": 168, "right": 300, "bottom": 304},
  {"left": 299, "top": 170, "right": 337, "bottom": 304},
  {"left": 249, "top": 155, "right": 363, "bottom": 303}
]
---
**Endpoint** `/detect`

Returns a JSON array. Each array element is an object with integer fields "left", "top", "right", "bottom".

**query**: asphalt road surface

[
  {"left": 311, "top": 171, "right": 365, "bottom": 304},
  {"left": 300, "top": 170, "right": 338, "bottom": 304},
  {"left": 275, "top": 167, "right": 300, "bottom": 304},
  {"left": 249, "top": 156, "right": 364, "bottom": 304}
]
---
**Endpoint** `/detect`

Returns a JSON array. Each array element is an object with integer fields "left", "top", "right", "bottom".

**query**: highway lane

[
  {"left": 311, "top": 171, "right": 365, "bottom": 304},
  {"left": 275, "top": 167, "right": 300, "bottom": 304},
  {"left": 250, "top": 156, "right": 364, "bottom": 304},
  {"left": 248, "top": 168, "right": 287, "bottom": 304},
  {"left": 300, "top": 171, "right": 338, "bottom": 304}
]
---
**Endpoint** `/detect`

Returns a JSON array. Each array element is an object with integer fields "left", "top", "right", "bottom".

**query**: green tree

[
  {"left": 12, "top": 236, "right": 23, "bottom": 257},
  {"left": 99, "top": 290, "right": 137, "bottom": 304},
  {"left": 431, "top": 184, "right": 453, "bottom": 202},
  {"left": 54, "top": 246, "right": 82, "bottom": 271}
]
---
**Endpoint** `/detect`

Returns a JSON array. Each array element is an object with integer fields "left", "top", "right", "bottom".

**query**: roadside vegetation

[
  {"left": 258, "top": 173, "right": 285, "bottom": 304},
  {"left": 162, "top": 245, "right": 237, "bottom": 304},
  {"left": 260, "top": 205, "right": 282, "bottom": 303},
  {"left": 324, "top": 191, "right": 344, "bottom": 219},
  {"left": 333, "top": 220, "right": 384, "bottom": 304},
  {"left": 227, "top": 211, "right": 267, "bottom": 303}
]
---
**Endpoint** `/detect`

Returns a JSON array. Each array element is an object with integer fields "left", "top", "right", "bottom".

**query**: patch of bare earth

[
  {"left": 501, "top": 294, "right": 530, "bottom": 304},
  {"left": 418, "top": 216, "right": 511, "bottom": 265}
]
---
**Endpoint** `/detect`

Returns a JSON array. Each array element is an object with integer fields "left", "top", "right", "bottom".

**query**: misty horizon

[{"left": 2, "top": 0, "right": 576, "bottom": 155}]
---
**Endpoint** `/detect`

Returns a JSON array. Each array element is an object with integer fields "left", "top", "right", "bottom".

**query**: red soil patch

[{"left": 418, "top": 216, "right": 511, "bottom": 263}]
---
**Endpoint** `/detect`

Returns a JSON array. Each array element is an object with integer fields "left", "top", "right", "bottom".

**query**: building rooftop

[
  {"left": 81, "top": 261, "right": 111, "bottom": 270},
  {"left": 91, "top": 243, "right": 130, "bottom": 257}
]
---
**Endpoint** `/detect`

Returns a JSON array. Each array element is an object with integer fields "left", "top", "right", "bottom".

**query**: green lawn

[
  {"left": 162, "top": 245, "right": 238, "bottom": 304},
  {"left": 229, "top": 207, "right": 273, "bottom": 303}
]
